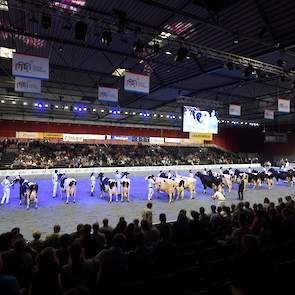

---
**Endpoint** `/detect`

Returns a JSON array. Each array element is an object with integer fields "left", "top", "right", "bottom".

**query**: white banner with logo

[
  {"left": 63, "top": 134, "right": 105, "bottom": 142},
  {"left": 150, "top": 137, "right": 165, "bottom": 144},
  {"left": 264, "top": 109, "right": 274, "bottom": 120},
  {"left": 98, "top": 86, "right": 118, "bottom": 102},
  {"left": 12, "top": 53, "right": 49, "bottom": 80},
  {"left": 278, "top": 98, "right": 290, "bottom": 113},
  {"left": 15, "top": 77, "right": 41, "bottom": 93},
  {"left": 229, "top": 104, "right": 241, "bottom": 116},
  {"left": 124, "top": 72, "right": 150, "bottom": 94}
]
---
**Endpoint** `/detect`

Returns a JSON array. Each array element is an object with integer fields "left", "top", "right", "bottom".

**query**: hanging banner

[
  {"left": 110, "top": 135, "right": 132, "bottom": 141},
  {"left": 12, "top": 53, "right": 49, "bottom": 80},
  {"left": 124, "top": 72, "right": 150, "bottom": 94},
  {"left": 15, "top": 77, "right": 41, "bottom": 93},
  {"left": 264, "top": 109, "right": 274, "bottom": 120},
  {"left": 150, "top": 137, "right": 165, "bottom": 144},
  {"left": 98, "top": 86, "right": 118, "bottom": 102},
  {"left": 229, "top": 104, "right": 241, "bottom": 116},
  {"left": 189, "top": 132, "right": 213, "bottom": 141},
  {"left": 278, "top": 98, "right": 290, "bottom": 113}
]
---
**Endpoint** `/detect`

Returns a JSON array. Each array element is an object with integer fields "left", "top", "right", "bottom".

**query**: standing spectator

[
  {"left": 45, "top": 224, "right": 61, "bottom": 248},
  {"left": 28, "top": 230, "right": 44, "bottom": 254},
  {"left": 100, "top": 219, "right": 113, "bottom": 247},
  {"left": 91, "top": 223, "right": 106, "bottom": 253}
]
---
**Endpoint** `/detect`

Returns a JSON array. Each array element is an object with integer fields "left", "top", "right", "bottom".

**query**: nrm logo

[{"left": 15, "top": 62, "right": 31, "bottom": 72}]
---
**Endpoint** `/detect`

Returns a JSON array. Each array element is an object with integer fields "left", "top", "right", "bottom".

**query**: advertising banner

[
  {"left": 189, "top": 132, "right": 213, "bottom": 141},
  {"left": 229, "top": 104, "right": 241, "bottom": 116},
  {"left": 278, "top": 98, "right": 290, "bottom": 113},
  {"left": 124, "top": 72, "right": 150, "bottom": 94},
  {"left": 12, "top": 53, "right": 49, "bottom": 80},
  {"left": 150, "top": 137, "right": 165, "bottom": 144},
  {"left": 98, "top": 86, "right": 118, "bottom": 102},
  {"left": 264, "top": 109, "right": 274, "bottom": 120},
  {"left": 15, "top": 77, "right": 41, "bottom": 93}
]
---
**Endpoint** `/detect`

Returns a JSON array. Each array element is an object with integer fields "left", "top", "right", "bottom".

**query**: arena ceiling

[{"left": 0, "top": 0, "right": 295, "bottom": 128}]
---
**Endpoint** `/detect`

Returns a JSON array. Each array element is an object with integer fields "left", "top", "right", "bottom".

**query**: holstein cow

[
  {"left": 120, "top": 172, "right": 130, "bottom": 202},
  {"left": 221, "top": 170, "right": 233, "bottom": 193},
  {"left": 14, "top": 176, "right": 38, "bottom": 209},
  {"left": 195, "top": 171, "right": 222, "bottom": 194},
  {"left": 234, "top": 169, "right": 249, "bottom": 191},
  {"left": 174, "top": 176, "right": 196, "bottom": 200},
  {"left": 155, "top": 177, "right": 176, "bottom": 204},
  {"left": 98, "top": 173, "right": 118, "bottom": 203},
  {"left": 63, "top": 177, "right": 77, "bottom": 204},
  {"left": 269, "top": 168, "right": 295, "bottom": 187}
]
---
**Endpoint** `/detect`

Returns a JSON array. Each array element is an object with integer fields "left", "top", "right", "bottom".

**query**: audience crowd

[
  {"left": 1, "top": 196, "right": 295, "bottom": 294},
  {"left": 0, "top": 139, "right": 259, "bottom": 169}
]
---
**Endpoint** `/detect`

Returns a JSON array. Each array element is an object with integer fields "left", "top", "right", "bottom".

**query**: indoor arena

[{"left": 0, "top": 1, "right": 295, "bottom": 295}]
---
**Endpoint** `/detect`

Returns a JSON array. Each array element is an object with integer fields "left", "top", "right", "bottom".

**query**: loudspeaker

[{"left": 75, "top": 21, "right": 87, "bottom": 41}]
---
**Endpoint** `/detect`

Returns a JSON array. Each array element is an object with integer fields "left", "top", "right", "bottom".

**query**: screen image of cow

[{"left": 182, "top": 106, "right": 218, "bottom": 134}]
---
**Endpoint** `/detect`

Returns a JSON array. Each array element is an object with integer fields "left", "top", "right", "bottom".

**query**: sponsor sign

[
  {"left": 110, "top": 135, "right": 132, "bottom": 141},
  {"left": 229, "top": 104, "right": 241, "bottom": 116},
  {"left": 98, "top": 86, "right": 118, "bottom": 102},
  {"left": 124, "top": 72, "right": 150, "bottom": 94},
  {"left": 278, "top": 98, "right": 290, "bottom": 113},
  {"left": 264, "top": 109, "right": 274, "bottom": 120},
  {"left": 150, "top": 137, "right": 165, "bottom": 144},
  {"left": 16, "top": 131, "right": 42, "bottom": 139},
  {"left": 15, "top": 77, "right": 41, "bottom": 93},
  {"left": 189, "top": 132, "right": 213, "bottom": 141},
  {"left": 12, "top": 53, "right": 49, "bottom": 80},
  {"left": 63, "top": 134, "right": 105, "bottom": 142}
]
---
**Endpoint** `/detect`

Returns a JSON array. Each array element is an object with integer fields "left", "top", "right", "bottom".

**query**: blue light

[
  {"left": 38, "top": 103, "right": 43, "bottom": 108},
  {"left": 78, "top": 107, "right": 82, "bottom": 112},
  {"left": 112, "top": 110, "right": 117, "bottom": 114}
]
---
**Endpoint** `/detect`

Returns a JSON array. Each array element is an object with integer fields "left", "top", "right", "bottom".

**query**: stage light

[
  {"left": 166, "top": 115, "right": 170, "bottom": 118},
  {"left": 117, "top": 110, "right": 121, "bottom": 114},
  {"left": 64, "top": 105, "right": 69, "bottom": 110},
  {"left": 143, "top": 113, "right": 147, "bottom": 117},
  {"left": 101, "top": 30, "right": 112, "bottom": 46},
  {"left": 174, "top": 46, "right": 188, "bottom": 62},
  {"left": 100, "top": 109, "right": 105, "bottom": 113},
  {"left": 45, "top": 104, "right": 48, "bottom": 108},
  {"left": 55, "top": 105, "right": 59, "bottom": 109},
  {"left": 23, "top": 102, "right": 27, "bottom": 105},
  {"left": 93, "top": 108, "right": 96, "bottom": 112},
  {"left": 146, "top": 113, "right": 150, "bottom": 117},
  {"left": 83, "top": 107, "right": 87, "bottom": 111},
  {"left": 109, "top": 110, "right": 112, "bottom": 113},
  {"left": 34, "top": 103, "right": 38, "bottom": 107},
  {"left": 153, "top": 114, "right": 157, "bottom": 117},
  {"left": 78, "top": 107, "right": 82, "bottom": 112},
  {"left": 226, "top": 120, "right": 230, "bottom": 123},
  {"left": 12, "top": 101, "right": 16, "bottom": 104},
  {"left": 165, "top": 51, "right": 172, "bottom": 55},
  {"left": 160, "top": 114, "right": 164, "bottom": 118},
  {"left": 132, "top": 112, "right": 136, "bottom": 115},
  {"left": 112, "top": 110, "right": 117, "bottom": 114},
  {"left": 233, "top": 34, "right": 239, "bottom": 44},
  {"left": 1, "top": 100, "right": 4, "bottom": 103},
  {"left": 139, "top": 59, "right": 144, "bottom": 64},
  {"left": 139, "top": 112, "right": 143, "bottom": 116},
  {"left": 74, "top": 106, "right": 78, "bottom": 111},
  {"left": 125, "top": 111, "right": 129, "bottom": 115},
  {"left": 179, "top": 116, "right": 182, "bottom": 119}
]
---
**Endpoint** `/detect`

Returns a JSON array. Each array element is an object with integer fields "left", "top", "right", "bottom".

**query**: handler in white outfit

[
  {"left": 145, "top": 175, "right": 155, "bottom": 201},
  {"left": 115, "top": 170, "right": 122, "bottom": 195},
  {"left": 189, "top": 170, "right": 194, "bottom": 178},
  {"left": 52, "top": 169, "right": 58, "bottom": 198},
  {"left": 1, "top": 176, "right": 12, "bottom": 205},
  {"left": 90, "top": 172, "right": 96, "bottom": 196}
]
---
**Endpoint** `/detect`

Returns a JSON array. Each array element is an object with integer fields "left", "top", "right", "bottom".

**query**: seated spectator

[
  {"left": 61, "top": 242, "right": 96, "bottom": 292},
  {"left": 100, "top": 219, "right": 113, "bottom": 247},
  {"left": 45, "top": 224, "right": 61, "bottom": 248},
  {"left": 28, "top": 230, "right": 44, "bottom": 254},
  {"left": 156, "top": 213, "right": 172, "bottom": 238},
  {"left": 71, "top": 224, "right": 84, "bottom": 241},
  {"left": 30, "top": 247, "right": 61, "bottom": 295}
]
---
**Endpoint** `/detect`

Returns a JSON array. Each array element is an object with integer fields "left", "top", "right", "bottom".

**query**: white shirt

[
  {"left": 285, "top": 162, "right": 290, "bottom": 168},
  {"left": 90, "top": 175, "right": 96, "bottom": 183},
  {"left": 167, "top": 172, "right": 172, "bottom": 179},
  {"left": 1, "top": 179, "right": 11, "bottom": 190},
  {"left": 147, "top": 178, "right": 155, "bottom": 188},
  {"left": 203, "top": 170, "right": 207, "bottom": 175},
  {"left": 115, "top": 173, "right": 121, "bottom": 183},
  {"left": 52, "top": 172, "right": 58, "bottom": 183},
  {"left": 247, "top": 168, "right": 252, "bottom": 173},
  {"left": 189, "top": 172, "right": 194, "bottom": 178}
]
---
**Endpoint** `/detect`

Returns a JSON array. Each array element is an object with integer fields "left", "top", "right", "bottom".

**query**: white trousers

[
  {"left": 148, "top": 187, "right": 154, "bottom": 200},
  {"left": 91, "top": 182, "right": 96, "bottom": 193},
  {"left": 1, "top": 188, "right": 10, "bottom": 204},
  {"left": 52, "top": 181, "right": 58, "bottom": 197},
  {"left": 116, "top": 182, "right": 121, "bottom": 194}
]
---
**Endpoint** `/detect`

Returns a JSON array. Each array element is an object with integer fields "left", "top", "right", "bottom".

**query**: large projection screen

[{"left": 182, "top": 106, "right": 218, "bottom": 134}]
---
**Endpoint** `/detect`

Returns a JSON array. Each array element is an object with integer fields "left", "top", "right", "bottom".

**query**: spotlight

[
  {"left": 64, "top": 105, "right": 69, "bottom": 110},
  {"left": 1, "top": 100, "right": 5, "bottom": 103},
  {"left": 83, "top": 107, "right": 87, "bottom": 111},
  {"left": 152, "top": 41, "right": 160, "bottom": 54},
  {"left": 93, "top": 108, "right": 96, "bottom": 112},
  {"left": 160, "top": 114, "right": 164, "bottom": 118},
  {"left": 55, "top": 105, "right": 59, "bottom": 109},
  {"left": 75, "top": 21, "right": 88, "bottom": 41},
  {"left": 100, "top": 109, "right": 105, "bottom": 113},
  {"left": 23, "top": 102, "right": 28, "bottom": 105},
  {"left": 117, "top": 110, "right": 121, "bottom": 114},
  {"left": 101, "top": 30, "right": 112, "bottom": 46},
  {"left": 125, "top": 111, "right": 129, "bottom": 115},
  {"left": 153, "top": 114, "right": 157, "bottom": 117},
  {"left": 132, "top": 112, "right": 136, "bottom": 115},
  {"left": 233, "top": 34, "right": 239, "bottom": 44},
  {"left": 58, "top": 47, "right": 63, "bottom": 52},
  {"left": 165, "top": 51, "right": 172, "bottom": 55},
  {"left": 178, "top": 116, "right": 182, "bottom": 119},
  {"left": 12, "top": 101, "right": 16, "bottom": 104},
  {"left": 78, "top": 107, "right": 82, "bottom": 112},
  {"left": 174, "top": 46, "right": 188, "bottom": 62},
  {"left": 133, "top": 40, "right": 144, "bottom": 53},
  {"left": 74, "top": 107, "right": 78, "bottom": 110},
  {"left": 45, "top": 104, "right": 49, "bottom": 108}
]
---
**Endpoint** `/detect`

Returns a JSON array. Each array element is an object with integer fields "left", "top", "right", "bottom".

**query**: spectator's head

[
  {"left": 112, "top": 233, "right": 126, "bottom": 250},
  {"left": 211, "top": 205, "right": 216, "bottom": 213},
  {"left": 199, "top": 207, "right": 205, "bottom": 215},
  {"left": 278, "top": 197, "right": 283, "bottom": 204},
  {"left": 244, "top": 201, "right": 250, "bottom": 209},
  {"left": 60, "top": 234, "right": 71, "bottom": 249},
  {"left": 37, "top": 247, "right": 59, "bottom": 271},
  {"left": 55, "top": 169, "right": 58, "bottom": 173},
  {"left": 0, "top": 232, "right": 13, "bottom": 252},
  {"left": 191, "top": 210, "right": 199, "bottom": 220},
  {"left": 231, "top": 204, "right": 236, "bottom": 212},
  {"left": 257, "top": 203, "right": 264, "bottom": 211},
  {"left": 82, "top": 224, "right": 92, "bottom": 237},
  {"left": 253, "top": 203, "right": 258, "bottom": 211},
  {"left": 11, "top": 227, "right": 21, "bottom": 237},
  {"left": 102, "top": 218, "right": 109, "bottom": 227},
  {"left": 69, "top": 242, "right": 83, "bottom": 262},
  {"left": 159, "top": 213, "right": 167, "bottom": 223},
  {"left": 32, "top": 230, "right": 41, "bottom": 241},
  {"left": 285, "top": 195, "right": 292, "bottom": 202},
  {"left": 147, "top": 202, "right": 152, "bottom": 209},
  {"left": 263, "top": 197, "right": 270, "bottom": 204},
  {"left": 133, "top": 219, "right": 139, "bottom": 226},
  {"left": 269, "top": 202, "right": 275, "bottom": 209},
  {"left": 53, "top": 224, "right": 61, "bottom": 234},
  {"left": 127, "top": 223, "right": 135, "bottom": 234},
  {"left": 92, "top": 222, "right": 99, "bottom": 233},
  {"left": 180, "top": 209, "right": 187, "bottom": 216},
  {"left": 14, "top": 238, "right": 26, "bottom": 252}
]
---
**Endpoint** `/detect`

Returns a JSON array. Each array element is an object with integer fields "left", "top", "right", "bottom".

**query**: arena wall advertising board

[
  {"left": 182, "top": 106, "right": 218, "bottom": 134},
  {"left": 12, "top": 53, "right": 49, "bottom": 80},
  {"left": 0, "top": 163, "right": 261, "bottom": 177},
  {"left": 124, "top": 72, "right": 150, "bottom": 94}
]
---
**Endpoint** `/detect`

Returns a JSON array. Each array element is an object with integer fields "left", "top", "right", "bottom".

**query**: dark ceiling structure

[{"left": 0, "top": 0, "right": 295, "bottom": 127}]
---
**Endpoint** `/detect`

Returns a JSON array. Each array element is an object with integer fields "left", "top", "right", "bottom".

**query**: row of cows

[{"left": 154, "top": 168, "right": 295, "bottom": 203}]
